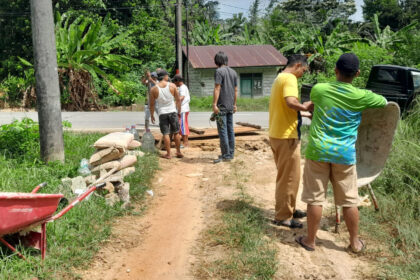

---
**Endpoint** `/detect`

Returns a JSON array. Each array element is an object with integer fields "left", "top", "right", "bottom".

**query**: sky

[{"left": 217, "top": 0, "right": 364, "bottom": 22}]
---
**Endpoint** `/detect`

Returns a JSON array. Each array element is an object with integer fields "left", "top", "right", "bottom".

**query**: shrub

[{"left": 0, "top": 118, "right": 40, "bottom": 161}]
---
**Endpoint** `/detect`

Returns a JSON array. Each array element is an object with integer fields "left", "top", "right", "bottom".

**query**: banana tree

[
  {"left": 189, "top": 20, "right": 232, "bottom": 45},
  {"left": 53, "top": 12, "right": 140, "bottom": 110},
  {"left": 369, "top": 14, "right": 417, "bottom": 49}
]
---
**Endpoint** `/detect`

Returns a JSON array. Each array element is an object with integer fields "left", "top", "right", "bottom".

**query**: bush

[
  {"left": 0, "top": 75, "right": 27, "bottom": 106},
  {"left": 0, "top": 118, "right": 40, "bottom": 161},
  {"left": 96, "top": 71, "right": 147, "bottom": 106},
  {"left": 189, "top": 96, "right": 270, "bottom": 111}
]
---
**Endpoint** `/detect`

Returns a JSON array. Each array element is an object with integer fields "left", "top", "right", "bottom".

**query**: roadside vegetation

[
  {"left": 0, "top": 119, "right": 158, "bottom": 279},
  {"left": 196, "top": 160, "right": 277, "bottom": 279},
  {"left": 189, "top": 96, "right": 270, "bottom": 112}
]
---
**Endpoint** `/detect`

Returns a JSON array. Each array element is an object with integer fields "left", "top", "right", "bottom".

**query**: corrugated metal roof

[{"left": 182, "top": 45, "right": 287, "bottom": 69}]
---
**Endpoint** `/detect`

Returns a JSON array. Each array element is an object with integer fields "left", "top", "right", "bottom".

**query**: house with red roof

[{"left": 182, "top": 45, "right": 287, "bottom": 98}]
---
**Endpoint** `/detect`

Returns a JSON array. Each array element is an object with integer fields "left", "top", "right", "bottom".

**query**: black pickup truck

[{"left": 301, "top": 65, "right": 420, "bottom": 111}]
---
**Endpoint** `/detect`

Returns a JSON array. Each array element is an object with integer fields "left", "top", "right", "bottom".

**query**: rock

[
  {"left": 304, "top": 274, "right": 310, "bottom": 279},
  {"left": 105, "top": 193, "right": 120, "bottom": 206},
  {"left": 104, "top": 182, "right": 115, "bottom": 194},
  {"left": 118, "top": 183, "right": 130, "bottom": 203},
  {"left": 126, "top": 268, "right": 131, "bottom": 273},
  {"left": 121, "top": 201, "right": 132, "bottom": 209},
  {"left": 61, "top": 177, "right": 72, "bottom": 188},
  {"left": 84, "top": 175, "right": 97, "bottom": 185},
  {"left": 71, "top": 176, "right": 87, "bottom": 195}
]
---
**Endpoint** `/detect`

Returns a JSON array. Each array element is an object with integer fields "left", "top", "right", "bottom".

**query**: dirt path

[
  {"left": 80, "top": 133, "right": 375, "bottom": 280},
  {"left": 81, "top": 148, "right": 211, "bottom": 280}
]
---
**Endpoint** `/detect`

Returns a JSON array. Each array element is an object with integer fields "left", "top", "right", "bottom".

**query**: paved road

[{"left": 0, "top": 111, "right": 273, "bottom": 130}]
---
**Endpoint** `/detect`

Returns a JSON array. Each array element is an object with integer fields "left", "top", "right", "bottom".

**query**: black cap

[
  {"left": 336, "top": 53, "right": 359, "bottom": 74},
  {"left": 157, "top": 69, "right": 169, "bottom": 80},
  {"left": 172, "top": 74, "right": 183, "bottom": 82}
]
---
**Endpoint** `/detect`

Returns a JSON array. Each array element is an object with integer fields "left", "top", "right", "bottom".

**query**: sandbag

[
  {"left": 89, "top": 147, "right": 124, "bottom": 166},
  {"left": 119, "top": 155, "right": 137, "bottom": 169},
  {"left": 94, "top": 132, "right": 134, "bottom": 149},
  {"left": 126, "top": 150, "right": 145, "bottom": 157},
  {"left": 91, "top": 161, "right": 121, "bottom": 174},
  {"left": 104, "top": 167, "right": 136, "bottom": 183},
  {"left": 128, "top": 140, "right": 141, "bottom": 150}
]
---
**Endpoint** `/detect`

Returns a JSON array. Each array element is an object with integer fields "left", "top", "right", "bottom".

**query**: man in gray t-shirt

[
  {"left": 212, "top": 51, "right": 238, "bottom": 164},
  {"left": 215, "top": 66, "right": 237, "bottom": 112}
]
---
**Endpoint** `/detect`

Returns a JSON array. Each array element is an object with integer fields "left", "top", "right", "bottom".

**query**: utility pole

[
  {"left": 185, "top": 1, "right": 190, "bottom": 87},
  {"left": 176, "top": 0, "right": 183, "bottom": 75},
  {"left": 30, "top": 0, "right": 65, "bottom": 163}
]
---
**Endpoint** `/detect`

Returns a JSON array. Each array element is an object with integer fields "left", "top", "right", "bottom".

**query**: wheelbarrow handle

[
  {"left": 31, "top": 182, "right": 47, "bottom": 194},
  {"left": 49, "top": 183, "right": 106, "bottom": 221}
]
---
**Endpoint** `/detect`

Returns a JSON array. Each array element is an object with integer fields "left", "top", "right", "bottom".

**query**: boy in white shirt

[{"left": 173, "top": 75, "right": 190, "bottom": 148}]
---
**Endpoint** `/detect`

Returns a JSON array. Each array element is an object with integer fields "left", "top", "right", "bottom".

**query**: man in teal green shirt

[{"left": 296, "top": 53, "right": 387, "bottom": 253}]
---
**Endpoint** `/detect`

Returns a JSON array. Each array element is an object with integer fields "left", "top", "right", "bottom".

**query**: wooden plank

[
  {"left": 189, "top": 127, "right": 205, "bottom": 135},
  {"left": 152, "top": 126, "right": 260, "bottom": 141},
  {"left": 236, "top": 122, "right": 262, "bottom": 129}
]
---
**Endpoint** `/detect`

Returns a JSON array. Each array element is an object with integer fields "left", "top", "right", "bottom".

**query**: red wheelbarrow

[{"left": 0, "top": 182, "right": 105, "bottom": 260}]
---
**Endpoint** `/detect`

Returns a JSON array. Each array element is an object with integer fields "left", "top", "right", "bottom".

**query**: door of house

[{"left": 240, "top": 73, "right": 262, "bottom": 98}]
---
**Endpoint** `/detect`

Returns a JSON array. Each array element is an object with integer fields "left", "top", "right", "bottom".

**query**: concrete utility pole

[
  {"left": 176, "top": 0, "right": 183, "bottom": 75},
  {"left": 30, "top": 0, "right": 65, "bottom": 162}
]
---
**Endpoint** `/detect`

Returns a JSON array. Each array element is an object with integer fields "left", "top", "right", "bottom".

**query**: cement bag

[
  {"left": 94, "top": 132, "right": 134, "bottom": 150},
  {"left": 91, "top": 160, "right": 121, "bottom": 174},
  {"left": 89, "top": 147, "right": 124, "bottom": 166},
  {"left": 119, "top": 155, "right": 137, "bottom": 169},
  {"left": 104, "top": 167, "right": 136, "bottom": 183},
  {"left": 128, "top": 140, "right": 141, "bottom": 150}
]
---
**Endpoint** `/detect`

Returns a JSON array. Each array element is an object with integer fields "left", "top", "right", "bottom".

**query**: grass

[
  {"left": 190, "top": 96, "right": 270, "bottom": 112},
  {"left": 196, "top": 160, "right": 277, "bottom": 280},
  {"left": 358, "top": 100, "right": 420, "bottom": 279},
  {"left": 0, "top": 132, "right": 158, "bottom": 280}
]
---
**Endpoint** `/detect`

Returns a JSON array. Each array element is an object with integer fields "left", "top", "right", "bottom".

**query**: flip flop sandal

[
  {"left": 272, "top": 219, "right": 303, "bottom": 228},
  {"left": 293, "top": 210, "right": 307, "bottom": 219},
  {"left": 160, "top": 154, "right": 172, "bottom": 159},
  {"left": 176, "top": 154, "right": 184, "bottom": 158},
  {"left": 295, "top": 236, "right": 315, "bottom": 251},
  {"left": 347, "top": 239, "right": 366, "bottom": 254}
]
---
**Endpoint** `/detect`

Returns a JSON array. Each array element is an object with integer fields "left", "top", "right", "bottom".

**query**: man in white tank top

[{"left": 149, "top": 70, "right": 184, "bottom": 159}]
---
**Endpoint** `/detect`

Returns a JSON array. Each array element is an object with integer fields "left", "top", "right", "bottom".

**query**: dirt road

[{"left": 81, "top": 133, "right": 374, "bottom": 280}]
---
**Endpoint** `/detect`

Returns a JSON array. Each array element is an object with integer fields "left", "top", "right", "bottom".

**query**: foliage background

[{"left": 1, "top": 0, "right": 420, "bottom": 108}]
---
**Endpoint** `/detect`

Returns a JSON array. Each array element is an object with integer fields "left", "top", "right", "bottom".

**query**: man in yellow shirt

[{"left": 269, "top": 54, "right": 313, "bottom": 228}]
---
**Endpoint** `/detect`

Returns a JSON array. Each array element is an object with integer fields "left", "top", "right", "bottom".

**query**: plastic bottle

[
  {"left": 141, "top": 128, "right": 155, "bottom": 153},
  {"left": 130, "top": 125, "right": 140, "bottom": 141},
  {"left": 78, "top": 158, "right": 91, "bottom": 176},
  {"left": 125, "top": 126, "right": 130, "bottom": 133}
]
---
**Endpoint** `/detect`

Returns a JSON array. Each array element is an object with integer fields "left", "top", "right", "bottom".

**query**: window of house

[{"left": 240, "top": 73, "right": 262, "bottom": 97}]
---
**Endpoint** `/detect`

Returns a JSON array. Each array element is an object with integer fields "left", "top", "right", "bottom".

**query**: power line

[{"left": 0, "top": 3, "right": 177, "bottom": 17}]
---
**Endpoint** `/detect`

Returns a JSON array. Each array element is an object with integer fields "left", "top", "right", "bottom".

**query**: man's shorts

[
  {"left": 302, "top": 159, "right": 359, "bottom": 207},
  {"left": 159, "top": 112, "right": 180, "bottom": 135},
  {"left": 179, "top": 112, "right": 190, "bottom": 136}
]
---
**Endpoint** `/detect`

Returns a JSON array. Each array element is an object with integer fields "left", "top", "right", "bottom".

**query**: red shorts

[{"left": 179, "top": 112, "right": 190, "bottom": 136}]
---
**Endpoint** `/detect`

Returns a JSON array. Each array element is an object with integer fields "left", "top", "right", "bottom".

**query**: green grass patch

[
  {"left": 190, "top": 96, "right": 269, "bottom": 112},
  {"left": 197, "top": 160, "right": 277, "bottom": 279},
  {"left": 0, "top": 124, "right": 158, "bottom": 279},
  {"left": 359, "top": 99, "right": 420, "bottom": 279}
]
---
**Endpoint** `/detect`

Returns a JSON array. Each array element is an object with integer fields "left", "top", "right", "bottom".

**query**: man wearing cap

[
  {"left": 295, "top": 53, "right": 387, "bottom": 253},
  {"left": 150, "top": 69, "right": 183, "bottom": 159},
  {"left": 172, "top": 75, "right": 191, "bottom": 148}
]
